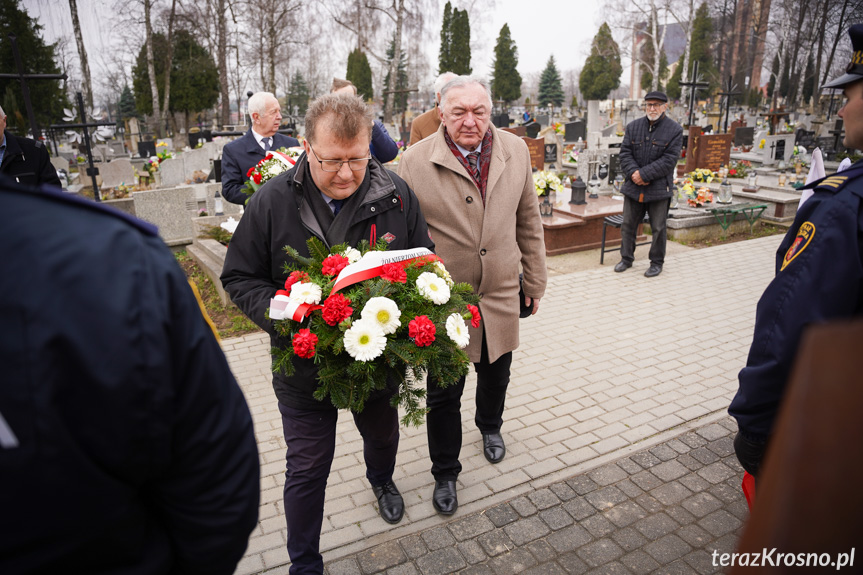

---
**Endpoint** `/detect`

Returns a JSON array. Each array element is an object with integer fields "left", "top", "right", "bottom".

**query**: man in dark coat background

[
  {"left": 615, "top": 91, "right": 682, "bottom": 278},
  {"left": 220, "top": 91, "right": 299, "bottom": 204},
  {"left": 0, "top": 176, "right": 259, "bottom": 574},
  {"left": 0, "top": 105, "right": 61, "bottom": 188}
]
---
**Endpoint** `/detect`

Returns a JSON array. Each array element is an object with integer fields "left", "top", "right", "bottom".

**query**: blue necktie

[
  {"left": 263, "top": 137, "right": 271, "bottom": 151},
  {"left": 331, "top": 199, "right": 343, "bottom": 215}
]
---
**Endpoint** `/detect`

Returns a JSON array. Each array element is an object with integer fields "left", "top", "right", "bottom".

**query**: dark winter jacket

[
  {"left": 221, "top": 154, "right": 435, "bottom": 411},
  {"left": 220, "top": 129, "right": 300, "bottom": 204},
  {"left": 0, "top": 130, "right": 61, "bottom": 188},
  {"left": 619, "top": 114, "right": 682, "bottom": 202},
  {"left": 0, "top": 177, "right": 259, "bottom": 575}
]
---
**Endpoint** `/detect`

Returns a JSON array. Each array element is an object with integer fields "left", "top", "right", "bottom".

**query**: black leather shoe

[
  {"left": 432, "top": 480, "right": 458, "bottom": 515},
  {"left": 614, "top": 261, "right": 632, "bottom": 273},
  {"left": 482, "top": 432, "right": 506, "bottom": 463},
  {"left": 644, "top": 264, "right": 663, "bottom": 278},
  {"left": 372, "top": 481, "right": 404, "bottom": 524}
]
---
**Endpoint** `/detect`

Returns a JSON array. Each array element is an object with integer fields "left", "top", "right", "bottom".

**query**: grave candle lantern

[
  {"left": 588, "top": 173, "right": 600, "bottom": 199},
  {"left": 718, "top": 176, "right": 732, "bottom": 204},
  {"left": 612, "top": 173, "right": 624, "bottom": 198},
  {"left": 569, "top": 175, "right": 587, "bottom": 205}
]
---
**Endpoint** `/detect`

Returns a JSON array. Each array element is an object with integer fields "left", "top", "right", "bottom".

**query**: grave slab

[
  {"left": 184, "top": 148, "right": 213, "bottom": 182},
  {"left": 132, "top": 187, "right": 196, "bottom": 246},
  {"left": 159, "top": 158, "right": 187, "bottom": 187},
  {"left": 100, "top": 158, "right": 137, "bottom": 189}
]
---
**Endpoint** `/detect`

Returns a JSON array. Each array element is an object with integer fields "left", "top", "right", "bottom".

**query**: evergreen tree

[
  {"left": 689, "top": 2, "right": 717, "bottom": 95},
  {"left": 767, "top": 51, "right": 780, "bottom": 98},
  {"left": 801, "top": 53, "right": 815, "bottom": 104},
  {"left": 119, "top": 85, "right": 137, "bottom": 120},
  {"left": 383, "top": 36, "right": 409, "bottom": 115},
  {"left": 491, "top": 24, "right": 521, "bottom": 104},
  {"left": 346, "top": 49, "right": 373, "bottom": 101},
  {"left": 438, "top": 1, "right": 453, "bottom": 75},
  {"left": 450, "top": 7, "right": 471, "bottom": 75},
  {"left": 287, "top": 71, "right": 310, "bottom": 115},
  {"left": 579, "top": 23, "right": 621, "bottom": 101},
  {"left": 132, "top": 31, "right": 219, "bottom": 119},
  {"left": 0, "top": 0, "right": 68, "bottom": 132},
  {"left": 538, "top": 55, "right": 564, "bottom": 108},
  {"left": 666, "top": 55, "right": 684, "bottom": 100}
]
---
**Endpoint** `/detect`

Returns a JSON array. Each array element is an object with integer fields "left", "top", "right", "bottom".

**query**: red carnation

[
  {"left": 292, "top": 329, "right": 318, "bottom": 359},
  {"left": 408, "top": 315, "right": 436, "bottom": 347},
  {"left": 285, "top": 270, "right": 310, "bottom": 291},
  {"left": 252, "top": 172, "right": 263, "bottom": 184},
  {"left": 275, "top": 289, "right": 289, "bottom": 297},
  {"left": 322, "top": 254, "right": 350, "bottom": 277},
  {"left": 381, "top": 262, "right": 407, "bottom": 283},
  {"left": 321, "top": 293, "right": 353, "bottom": 326},
  {"left": 246, "top": 166, "right": 255, "bottom": 178},
  {"left": 729, "top": 169, "right": 737, "bottom": 176},
  {"left": 467, "top": 304, "right": 481, "bottom": 328}
]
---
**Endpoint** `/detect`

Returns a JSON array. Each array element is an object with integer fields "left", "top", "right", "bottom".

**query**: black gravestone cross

[
  {"left": 677, "top": 61, "right": 710, "bottom": 128},
  {"left": 717, "top": 76, "right": 741, "bottom": 134},
  {"left": 0, "top": 33, "right": 67, "bottom": 141}
]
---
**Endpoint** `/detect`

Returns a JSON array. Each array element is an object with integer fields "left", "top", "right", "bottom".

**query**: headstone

[
  {"left": 683, "top": 126, "right": 703, "bottom": 174},
  {"left": 534, "top": 114, "right": 549, "bottom": 126},
  {"left": 586, "top": 101, "right": 601, "bottom": 141},
  {"left": 492, "top": 113, "right": 510, "bottom": 128},
  {"left": 188, "top": 130, "right": 213, "bottom": 149},
  {"left": 544, "top": 143, "right": 558, "bottom": 164},
  {"left": 564, "top": 120, "right": 585, "bottom": 143},
  {"left": 49, "top": 156, "right": 69, "bottom": 174},
  {"left": 601, "top": 124, "right": 618, "bottom": 137},
  {"left": 762, "top": 134, "right": 796, "bottom": 165},
  {"left": 524, "top": 122, "right": 541, "bottom": 139},
  {"left": 608, "top": 154, "right": 620, "bottom": 183},
  {"left": 156, "top": 138, "right": 173, "bottom": 151},
  {"left": 734, "top": 127, "right": 755, "bottom": 147},
  {"left": 138, "top": 141, "right": 156, "bottom": 158},
  {"left": 132, "top": 187, "right": 196, "bottom": 246},
  {"left": 100, "top": 158, "right": 137, "bottom": 189},
  {"left": 521, "top": 137, "right": 544, "bottom": 171},
  {"left": 729, "top": 120, "right": 745, "bottom": 140},
  {"left": 159, "top": 158, "right": 187, "bottom": 187},
  {"left": 795, "top": 129, "right": 816, "bottom": 150},
  {"left": 184, "top": 148, "right": 213, "bottom": 182},
  {"left": 502, "top": 126, "right": 526, "bottom": 137},
  {"left": 694, "top": 134, "right": 733, "bottom": 172}
]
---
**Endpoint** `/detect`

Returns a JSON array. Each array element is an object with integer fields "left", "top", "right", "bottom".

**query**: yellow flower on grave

[{"left": 759, "top": 139, "right": 765, "bottom": 149}]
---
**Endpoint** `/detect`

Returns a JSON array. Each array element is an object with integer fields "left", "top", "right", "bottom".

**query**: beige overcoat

[{"left": 398, "top": 124, "right": 547, "bottom": 363}]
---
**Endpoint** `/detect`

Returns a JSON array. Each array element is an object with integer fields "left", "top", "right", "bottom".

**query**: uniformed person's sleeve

[{"left": 730, "top": 195, "right": 863, "bottom": 441}]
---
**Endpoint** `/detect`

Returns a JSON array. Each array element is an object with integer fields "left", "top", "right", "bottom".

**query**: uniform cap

[{"left": 823, "top": 24, "right": 863, "bottom": 89}]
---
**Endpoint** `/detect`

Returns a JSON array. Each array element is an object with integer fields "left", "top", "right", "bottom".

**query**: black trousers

[
  {"left": 426, "top": 332, "right": 513, "bottom": 480},
  {"left": 620, "top": 195, "right": 670, "bottom": 266},
  {"left": 278, "top": 396, "right": 398, "bottom": 575}
]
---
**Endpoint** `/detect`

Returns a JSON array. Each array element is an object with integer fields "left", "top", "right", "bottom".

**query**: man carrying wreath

[{"left": 221, "top": 93, "right": 433, "bottom": 575}]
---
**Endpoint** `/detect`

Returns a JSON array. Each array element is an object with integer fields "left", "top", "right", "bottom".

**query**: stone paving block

[
  {"left": 585, "top": 485, "right": 628, "bottom": 511},
  {"left": 697, "top": 510, "right": 742, "bottom": 537},
  {"left": 651, "top": 481, "right": 694, "bottom": 506},
  {"left": 547, "top": 524, "right": 594, "bottom": 553},
  {"left": 611, "top": 526, "right": 649, "bottom": 552},
  {"left": 477, "top": 530, "right": 514, "bottom": 557},
  {"left": 681, "top": 492, "right": 724, "bottom": 518},
  {"left": 488, "top": 547, "right": 538, "bottom": 575},
  {"left": 690, "top": 447, "right": 720, "bottom": 465},
  {"left": 325, "top": 557, "right": 361, "bottom": 575},
  {"left": 634, "top": 512, "right": 680, "bottom": 541},
  {"left": 557, "top": 551, "right": 589, "bottom": 574},
  {"left": 644, "top": 533, "right": 693, "bottom": 564},
  {"left": 584, "top": 561, "right": 630, "bottom": 574},
  {"left": 420, "top": 527, "right": 455, "bottom": 551},
  {"left": 510, "top": 496, "right": 538, "bottom": 517},
  {"left": 504, "top": 516, "right": 551, "bottom": 545},
  {"left": 459, "top": 565, "right": 494, "bottom": 575},
  {"left": 603, "top": 499, "right": 649, "bottom": 528},
  {"left": 522, "top": 561, "right": 568, "bottom": 575},
  {"left": 457, "top": 540, "right": 487, "bottom": 564},
  {"left": 528, "top": 488, "right": 561, "bottom": 510},
  {"left": 541, "top": 506, "right": 576, "bottom": 530},
  {"left": 631, "top": 452, "right": 662, "bottom": 469},
  {"left": 527, "top": 539, "right": 557, "bottom": 563},
  {"left": 707, "top": 436, "right": 735, "bottom": 457},
  {"left": 697, "top": 462, "right": 736, "bottom": 484},
  {"left": 695, "top": 424, "right": 728, "bottom": 441},
  {"left": 635, "top": 493, "right": 664, "bottom": 514},
  {"left": 631, "top": 469, "right": 664, "bottom": 491},
  {"left": 676, "top": 453, "right": 703, "bottom": 472},
  {"left": 483, "top": 503, "right": 519, "bottom": 527},
  {"left": 649, "top": 444, "right": 679, "bottom": 461},
  {"left": 616, "top": 457, "right": 642, "bottom": 475},
  {"left": 615, "top": 478, "right": 643, "bottom": 499},
  {"left": 683, "top": 549, "right": 717, "bottom": 575},
  {"left": 415, "top": 547, "right": 467, "bottom": 575},
  {"left": 679, "top": 473, "right": 711, "bottom": 494},
  {"left": 581, "top": 514, "right": 616, "bottom": 538},
  {"left": 707, "top": 481, "right": 741, "bottom": 504},
  {"left": 588, "top": 464, "right": 629, "bottom": 486},
  {"left": 562, "top": 497, "right": 598, "bottom": 521},
  {"left": 550, "top": 482, "right": 578, "bottom": 501},
  {"left": 651, "top": 460, "right": 690, "bottom": 482},
  {"left": 577, "top": 538, "right": 625, "bottom": 567},
  {"left": 666, "top": 505, "right": 698, "bottom": 527},
  {"left": 567, "top": 475, "right": 600, "bottom": 496},
  {"left": 386, "top": 564, "right": 419, "bottom": 575},
  {"left": 449, "top": 514, "right": 495, "bottom": 541},
  {"left": 621, "top": 549, "right": 662, "bottom": 574},
  {"left": 666, "top": 439, "right": 691, "bottom": 454},
  {"left": 655, "top": 558, "right": 700, "bottom": 574},
  {"left": 356, "top": 541, "right": 406, "bottom": 573},
  {"left": 399, "top": 535, "right": 428, "bottom": 559}
]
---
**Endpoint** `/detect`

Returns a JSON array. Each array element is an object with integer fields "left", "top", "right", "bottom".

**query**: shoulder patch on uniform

[
  {"left": 817, "top": 176, "right": 847, "bottom": 189},
  {"left": 781, "top": 221, "right": 815, "bottom": 271}
]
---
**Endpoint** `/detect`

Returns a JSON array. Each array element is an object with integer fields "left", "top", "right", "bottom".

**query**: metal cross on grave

[
  {"left": 717, "top": 75, "right": 741, "bottom": 134},
  {"left": 0, "top": 33, "right": 67, "bottom": 141},
  {"left": 677, "top": 61, "right": 710, "bottom": 128},
  {"left": 48, "top": 92, "right": 116, "bottom": 202}
]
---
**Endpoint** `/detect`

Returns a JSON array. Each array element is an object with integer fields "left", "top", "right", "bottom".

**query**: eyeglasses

[
  {"left": 644, "top": 102, "right": 666, "bottom": 109},
  {"left": 308, "top": 143, "right": 371, "bottom": 172}
]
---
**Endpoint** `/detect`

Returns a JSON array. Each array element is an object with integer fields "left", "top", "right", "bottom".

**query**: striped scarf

[{"left": 444, "top": 128, "right": 493, "bottom": 204}]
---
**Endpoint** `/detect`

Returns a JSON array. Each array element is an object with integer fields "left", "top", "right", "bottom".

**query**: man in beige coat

[
  {"left": 399, "top": 76, "right": 547, "bottom": 516},
  {"left": 408, "top": 72, "right": 456, "bottom": 146}
]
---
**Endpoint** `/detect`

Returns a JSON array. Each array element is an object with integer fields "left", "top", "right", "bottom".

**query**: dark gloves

[{"left": 734, "top": 431, "right": 768, "bottom": 477}]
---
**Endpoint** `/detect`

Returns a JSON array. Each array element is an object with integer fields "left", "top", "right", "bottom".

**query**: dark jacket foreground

[
  {"left": 729, "top": 160, "right": 863, "bottom": 442},
  {"left": 0, "top": 178, "right": 259, "bottom": 575},
  {"left": 619, "top": 114, "right": 682, "bottom": 202},
  {"left": 220, "top": 129, "right": 300, "bottom": 204},
  {"left": 221, "top": 154, "right": 434, "bottom": 410},
  {"left": 0, "top": 130, "right": 61, "bottom": 188}
]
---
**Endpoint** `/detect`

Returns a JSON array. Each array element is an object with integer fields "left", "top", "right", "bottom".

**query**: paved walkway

[{"left": 222, "top": 235, "right": 782, "bottom": 575}]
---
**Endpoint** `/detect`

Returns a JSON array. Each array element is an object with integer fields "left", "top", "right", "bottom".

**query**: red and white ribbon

[
  {"left": 269, "top": 295, "right": 322, "bottom": 322},
  {"left": 268, "top": 149, "right": 298, "bottom": 169},
  {"left": 331, "top": 248, "right": 438, "bottom": 294}
]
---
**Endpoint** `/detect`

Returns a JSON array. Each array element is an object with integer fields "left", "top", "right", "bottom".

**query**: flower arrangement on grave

[
  {"left": 155, "top": 142, "right": 174, "bottom": 162},
  {"left": 243, "top": 147, "right": 303, "bottom": 199},
  {"left": 727, "top": 160, "right": 751, "bottom": 179},
  {"left": 553, "top": 122, "right": 564, "bottom": 135},
  {"left": 533, "top": 170, "right": 565, "bottom": 197},
  {"left": 688, "top": 168, "right": 715, "bottom": 183},
  {"left": 563, "top": 144, "right": 579, "bottom": 165},
  {"left": 680, "top": 179, "right": 713, "bottom": 207},
  {"left": 759, "top": 138, "right": 766, "bottom": 149},
  {"left": 268, "top": 237, "right": 481, "bottom": 426}
]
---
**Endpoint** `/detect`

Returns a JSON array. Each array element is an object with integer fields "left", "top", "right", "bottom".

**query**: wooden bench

[{"left": 708, "top": 202, "right": 768, "bottom": 238}]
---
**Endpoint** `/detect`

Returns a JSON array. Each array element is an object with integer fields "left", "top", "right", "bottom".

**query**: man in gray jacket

[{"left": 615, "top": 91, "right": 682, "bottom": 277}]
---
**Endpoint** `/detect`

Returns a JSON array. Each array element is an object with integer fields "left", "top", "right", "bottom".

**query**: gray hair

[
  {"left": 247, "top": 92, "right": 277, "bottom": 116},
  {"left": 0, "top": 104, "right": 5, "bottom": 118},
  {"left": 304, "top": 93, "right": 373, "bottom": 144},
  {"left": 434, "top": 72, "right": 457, "bottom": 101},
  {"left": 439, "top": 76, "right": 492, "bottom": 111}
]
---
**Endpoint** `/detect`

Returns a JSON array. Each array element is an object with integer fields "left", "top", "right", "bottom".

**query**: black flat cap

[
  {"left": 644, "top": 91, "right": 668, "bottom": 102},
  {"left": 824, "top": 24, "right": 863, "bottom": 89}
]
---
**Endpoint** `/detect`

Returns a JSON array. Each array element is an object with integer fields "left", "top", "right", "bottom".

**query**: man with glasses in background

[
  {"left": 615, "top": 91, "right": 682, "bottom": 277},
  {"left": 221, "top": 93, "right": 434, "bottom": 575}
]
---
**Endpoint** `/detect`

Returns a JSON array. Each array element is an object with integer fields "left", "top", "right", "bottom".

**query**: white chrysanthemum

[
  {"left": 433, "top": 260, "right": 454, "bottom": 287},
  {"left": 343, "top": 247, "right": 362, "bottom": 264},
  {"left": 445, "top": 313, "right": 470, "bottom": 348},
  {"left": 343, "top": 318, "right": 387, "bottom": 361},
  {"left": 360, "top": 297, "right": 401, "bottom": 335},
  {"left": 288, "top": 281, "right": 322, "bottom": 305},
  {"left": 416, "top": 272, "right": 451, "bottom": 305}
]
